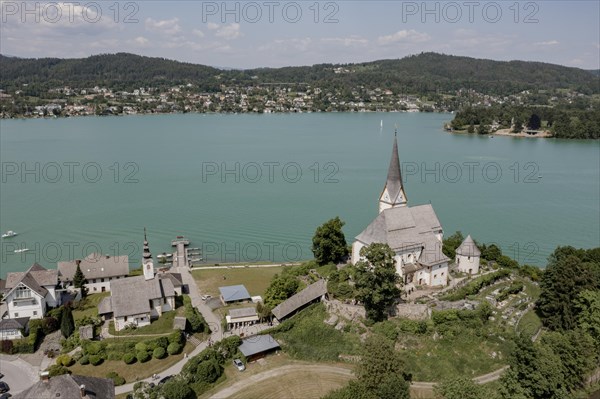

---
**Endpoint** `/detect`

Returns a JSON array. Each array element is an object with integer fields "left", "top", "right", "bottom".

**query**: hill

[{"left": 1, "top": 52, "right": 598, "bottom": 96}]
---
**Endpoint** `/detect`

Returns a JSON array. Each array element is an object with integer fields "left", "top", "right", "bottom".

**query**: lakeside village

[
  {"left": 0, "top": 79, "right": 589, "bottom": 119},
  {"left": 0, "top": 136, "right": 598, "bottom": 399}
]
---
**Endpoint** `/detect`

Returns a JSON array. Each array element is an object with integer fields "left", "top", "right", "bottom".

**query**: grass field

[
  {"left": 517, "top": 309, "right": 542, "bottom": 337},
  {"left": 72, "top": 292, "right": 110, "bottom": 321},
  {"left": 67, "top": 340, "right": 195, "bottom": 383},
  {"left": 192, "top": 266, "right": 294, "bottom": 297}
]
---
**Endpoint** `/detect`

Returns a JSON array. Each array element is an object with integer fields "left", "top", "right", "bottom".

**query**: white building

[
  {"left": 455, "top": 235, "right": 481, "bottom": 275},
  {"left": 352, "top": 134, "right": 449, "bottom": 287},
  {"left": 2, "top": 263, "right": 61, "bottom": 319},
  {"left": 97, "top": 230, "right": 178, "bottom": 331},
  {"left": 58, "top": 253, "right": 129, "bottom": 293},
  {"left": 0, "top": 317, "right": 29, "bottom": 340}
]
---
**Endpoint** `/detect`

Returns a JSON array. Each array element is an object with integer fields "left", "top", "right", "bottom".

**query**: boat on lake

[
  {"left": 14, "top": 248, "right": 29, "bottom": 253},
  {"left": 2, "top": 231, "right": 18, "bottom": 238}
]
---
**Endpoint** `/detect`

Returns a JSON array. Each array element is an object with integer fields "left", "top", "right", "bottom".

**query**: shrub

[
  {"left": 106, "top": 371, "right": 126, "bottom": 386},
  {"left": 47, "top": 364, "right": 72, "bottom": 377},
  {"left": 168, "top": 330, "right": 184, "bottom": 345},
  {"left": 107, "top": 352, "right": 122, "bottom": 361},
  {"left": 89, "top": 355, "right": 103, "bottom": 366},
  {"left": 78, "top": 355, "right": 90, "bottom": 365},
  {"left": 154, "top": 336, "right": 169, "bottom": 349},
  {"left": 441, "top": 269, "right": 511, "bottom": 301},
  {"left": 153, "top": 347, "right": 166, "bottom": 359},
  {"left": 1, "top": 340, "right": 14, "bottom": 354},
  {"left": 167, "top": 342, "right": 182, "bottom": 355},
  {"left": 161, "top": 380, "right": 194, "bottom": 399},
  {"left": 83, "top": 341, "right": 104, "bottom": 356},
  {"left": 42, "top": 317, "right": 60, "bottom": 334},
  {"left": 56, "top": 354, "right": 74, "bottom": 367},
  {"left": 134, "top": 342, "right": 147, "bottom": 352},
  {"left": 372, "top": 321, "right": 398, "bottom": 341},
  {"left": 137, "top": 350, "right": 151, "bottom": 363},
  {"left": 184, "top": 295, "right": 208, "bottom": 333},
  {"left": 122, "top": 352, "right": 136, "bottom": 364}
]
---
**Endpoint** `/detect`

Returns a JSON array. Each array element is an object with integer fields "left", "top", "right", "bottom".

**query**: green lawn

[
  {"left": 517, "top": 310, "right": 542, "bottom": 338},
  {"left": 108, "top": 311, "right": 177, "bottom": 336},
  {"left": 192, "top": 266, "right": 294, "bottom": 297},
  {"left": 73, "top": 292, "right": 110, "bottom": 321}
]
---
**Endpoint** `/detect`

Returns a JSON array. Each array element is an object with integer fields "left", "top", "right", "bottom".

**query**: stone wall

[{"left": 394, "top": 303, "right": 431, "bottom": 320}]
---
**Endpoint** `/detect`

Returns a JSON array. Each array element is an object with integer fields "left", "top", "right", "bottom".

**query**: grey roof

[
  {"left": 219, "top": 285, "right": 251, "bottom": 302},
  {"left": 381, "top": 135, "right": 407, "bottom": 205},
  {"left": 173, "top": 316, "right": 187, "bottom": 330},
  {"left": 272, "top": 279, "right": 327, "bottom": 321},
  {"left": 356, "top": 204, "right": 442, "bottom": 251},
  {"left": 14, "top": 374, "right": 115, "bottom": 399},
  {"left": 58, "top": 253, "right": 129, "bottom": 281},
  {"left": 158, "top": 272, "right": 183, "bottom": 287},
  {"left": 97, "top": 296, "right": 113, "bottom": 315},
  {"left": 0, "top": 317, "right": 29, "bottom": 330},
  {"left": 5, "top": 263, "right": 58, "bottom": 298},
  {"left": 456, "top": 235, "right": 481, "bottom": 257},
  {"left": 107, "top": 275, "right": 176, "bottom": 318},
  {"left": 418, "top": 236, "right": 451, "bottom": 267},
  {"left": 229, "top": 307, "right": 258, "bottom": 319},
  {"left": 79, "top": 325, "right": 94, "bottom": 340},
  {"left": 238, "top": 334, "right": 280, "bottom": 357}
]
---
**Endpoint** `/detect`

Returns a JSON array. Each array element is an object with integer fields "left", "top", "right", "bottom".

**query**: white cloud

[
  {"left": 145, "top": 17, "right": 181, "bottom": 35},
  {"left": 130, "top": 36, "right": 150, "bottom": 47},
  {"left": 534, "top": 40, "right": 559, "bottom": 46},
  {"left": 207, "top": 23, "right": 220, "bottom": 30},
  {"left": 214, "top": 23, "right": 242, "bottom": 40},
  {"left": 259, "top": 38, "right": 313, "bottom": 52},
  {"left": 321, "top": 36, "right": 369, "bottom": 47},
  {"left": 377, "top": 30, "right": 431, "bottom": 46},
  {"left": 192, "top": 29, "right": 205, "bottom": 38}
]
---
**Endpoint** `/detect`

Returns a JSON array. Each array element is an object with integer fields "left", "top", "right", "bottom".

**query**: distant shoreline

[{"left": 446, "top": 127, "right": 553, "bottom": 139}]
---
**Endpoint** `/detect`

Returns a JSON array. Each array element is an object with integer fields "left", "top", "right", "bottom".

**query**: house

[
  {"left": 58, "top": 253, "right": 129, "bottom": 293},
  {"left": 14, "top": 372, "right": 115, "bottom": 399},
  {"left": 455, "top": 235, "right": 481, "bottom": 275},
  {"left": 352, "top": 134, "right": 450, "bottom": 287},
  {"left": 219, "top": 285, "right": 252, "bottom": 305},
  {"left": 271, "top": 279, "right": 327, "bottom": 322},
  {"left": 226, "top": 307, "right": 259, "bottom": 330},
  {"left": 2, "top": 263, "right": 61, "bottom": 319},
  {"left": 157, "top": 271, "right": 184, "bottom": 295},
  {"left": 238, "top": 334, "right": 280, "bottom": 361},
  {"left": 97, "top": 230, "right": 178, "bottom": 331},
  {"left": 0, "top": 317, "right": 29, "bottom": 340}
]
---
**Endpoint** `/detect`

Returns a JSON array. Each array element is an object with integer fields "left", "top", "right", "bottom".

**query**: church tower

[
  {"left": 379, "top": 132, "right": 408, "bottom": 213},
  {"left": 142, "top": 228, "right": 155, "bottom": 280}
]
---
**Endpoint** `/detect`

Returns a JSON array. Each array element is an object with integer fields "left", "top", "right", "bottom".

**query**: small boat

[
  {"left": 489, "top": 135, "right": 494, "bottom": 138},
  {"left": 157, "top": 253, "right": 173, "bottom": 259},
  {"left": 538, "top": 175, "right": 543, "bottom": 179},
  {"left": 2, "top": 230, "right": 18, "bottom": 238},
  {"left": 380, "top": 120, "right": 383, "bottom": 128},
  {"left": 14, "top": 248, "right": 29, "bottom": 253}
]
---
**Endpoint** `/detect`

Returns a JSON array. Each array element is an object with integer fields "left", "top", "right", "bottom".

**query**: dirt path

[{"left": 208, "top": 364, "right": 510, "bottom": 398}]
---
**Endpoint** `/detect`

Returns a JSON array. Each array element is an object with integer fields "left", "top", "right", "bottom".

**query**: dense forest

[{"left": 1, "top": 52, "right": 598, "bottom": 96}]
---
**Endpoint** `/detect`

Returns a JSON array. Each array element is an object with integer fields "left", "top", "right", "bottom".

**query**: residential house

[
  {"left": 2, "top": 263, "right": 61, "bottom": 319},
  {"left": 219, "top": 285, "right": 251, "bottom": 305},
  {"left": 0, "top": 317, "right": 30, "bottom": 340},
  {"left": 14, "top": 372, "right": 115, "bottom": 399},
  {"left": 226, "top": 307, "right": 259, "bottom": 330},
  {"left": 58, "top": 253, "right": 129, "bottom": 293}
]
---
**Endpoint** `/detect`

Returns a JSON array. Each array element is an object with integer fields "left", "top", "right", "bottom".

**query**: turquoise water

[{"left": 1, "top": 113, "right": 599, "bottom": 276}]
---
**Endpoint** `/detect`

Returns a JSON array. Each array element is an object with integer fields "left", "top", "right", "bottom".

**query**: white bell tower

[
  {"left": 142, "top": 228, "right": 155, "bottom": 280},
  {"left": 379, "top": 131, "right": 408, "bottom": 213}
]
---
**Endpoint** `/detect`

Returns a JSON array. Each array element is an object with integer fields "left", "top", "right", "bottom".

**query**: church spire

[
  {"left": 379, "top": 131, "right": 407, "bottom": 213},
  {"left": 142, "top": 228, "right": 154, "bottom": 280}
]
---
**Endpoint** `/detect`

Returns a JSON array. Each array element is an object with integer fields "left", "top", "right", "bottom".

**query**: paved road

[{"left": 0, "top": 355, "right": 39, "bottom": 394}]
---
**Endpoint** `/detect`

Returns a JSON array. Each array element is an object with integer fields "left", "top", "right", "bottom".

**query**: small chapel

[{"left": 351, "top": 133, "right": 450, "bottom": 287}]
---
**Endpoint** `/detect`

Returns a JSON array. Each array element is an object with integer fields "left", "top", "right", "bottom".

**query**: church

[{"left": 351, "top": 134, "right": 450, "bottom": 287}]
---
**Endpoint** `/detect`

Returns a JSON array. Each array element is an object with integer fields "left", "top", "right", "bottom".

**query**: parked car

[
  {"left": 158, "top": 375, "right": 173, "bottom": 385},
  {"left": 0, "top": 373, "right": 4, "bottom": 379},
  {"left": 233, "top": 359, "right": 245, "bottom": 371},
  {"left": 0, "top": 393, "right": 12, "bottom": 399},
  {"left": 0, "top": 381, "right": 9, "bottom": 394}
]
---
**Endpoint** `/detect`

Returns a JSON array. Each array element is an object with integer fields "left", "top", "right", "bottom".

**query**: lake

[{"left": 1, "top": 112, "right": 598, "bottom": 276}]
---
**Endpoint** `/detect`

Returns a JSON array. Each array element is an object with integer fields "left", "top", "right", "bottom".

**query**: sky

[{"left": 0, "top": 0, "right": 599, "bottom": 69}]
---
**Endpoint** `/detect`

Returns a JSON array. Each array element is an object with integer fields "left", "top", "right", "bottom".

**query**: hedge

[
  {"left": 123, "top": 352, "right": 136, "bottom": 364},
  {"left": 106, "top": 371, "right": 126, "bottom": 386},
  {"left": 79, "top": 355, "right": 90, "bottom": 365},
  {"left": 167, "top": 342, "right": 182, "bottom": 355},
  {"left": 137, "top": 350, "right": 151, "bottom": 363},
  {"left": 56, "top": 354, "right": 74, "bottom": 367},
  {"left": 89, "top": 355, "right": 103, "bottom": 366},
  {"left": 153, "top": 347, "right": 166, "bottom": 359},
  {"left": 441, "top": 269, "right": 511, "bottom": 301}
]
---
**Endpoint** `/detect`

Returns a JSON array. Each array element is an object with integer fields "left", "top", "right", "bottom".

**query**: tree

[
  {"left": 160, "top": 379, "right": 194, "bottom": 399},
  {"left": 575, "top": 290, "right": 600, "bottom": 348},
  {"left": 60, "top": 306, "right": 75, "bottom": 338},
  {"left": 528, "top": 113, "right": 541, "bottom": 130},
  {"left": 442, "top": 231, "right": 464, "bottom": 259},
  {"left": 536, "top": 247, "right": 600, "bottom": 330},
  {"left": 354, "top": 244, "right": 401, "bottom": 322},
  {"left": 263, "top": 273, "right": 300, "bottom": 308},
  {"left": 312, "top": 217, "right": 349, "bottom": 265},
  {"left": 73, "top": 264, "right": 88, "bottom": 298},
  {"left": 476, "top": 124, "right": 489, "bottom": 135},
  {"left": 256, "top": 302, "right": 272, "bottom": 322},
  {"left": 467, "top": 121, "right": 475, "bottom": 133},
  {"left": 512, "top": 119, "right": 523, "bottom": 133},
  {"left": 434, "top": 377, "right": 493, "bottom": 399}
]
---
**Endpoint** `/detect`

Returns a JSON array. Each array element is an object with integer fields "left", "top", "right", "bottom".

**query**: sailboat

[{"left": 380, "top": 120, "right": 383, "bottom": 128}]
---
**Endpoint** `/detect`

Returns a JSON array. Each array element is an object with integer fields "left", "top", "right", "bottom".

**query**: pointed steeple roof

[
  {"left": 143, "top": 228, "right": 152, "bottom": 259},
  {"left": 456, "top": 235, "right": 481, "bottom": 257},
  {"left": 384, "top": 131, "right": 406, "bottom": 205}
]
